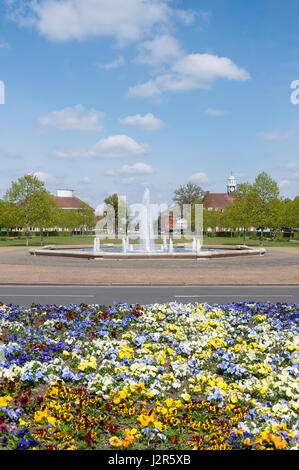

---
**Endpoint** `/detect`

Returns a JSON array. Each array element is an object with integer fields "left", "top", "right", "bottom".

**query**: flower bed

[{"left": 0, "top": 301, "right": 298, "bottom": 450}]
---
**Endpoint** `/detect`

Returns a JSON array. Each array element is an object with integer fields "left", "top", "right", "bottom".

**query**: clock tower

[{"left": 227, "top": 173, "right": 236, "bottom": 195}]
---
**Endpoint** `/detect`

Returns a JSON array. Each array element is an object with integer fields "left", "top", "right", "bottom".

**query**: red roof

[
  {"left": 205, "top": 193, "right": 234, "bottom": 211},
  {"left": 52, "top": 196, "right": 85, "bottom": 209}
]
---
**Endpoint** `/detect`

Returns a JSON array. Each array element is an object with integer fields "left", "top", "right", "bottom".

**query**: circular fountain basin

[{"left": 29, "top": 244, "right": 266, "bottom": 259}]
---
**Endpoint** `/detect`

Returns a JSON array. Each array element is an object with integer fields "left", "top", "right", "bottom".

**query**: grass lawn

[{"left": 0, "top": 235, "right": 299, "bottom": 248}]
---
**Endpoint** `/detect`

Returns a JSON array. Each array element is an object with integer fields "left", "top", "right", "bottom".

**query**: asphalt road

[{"left": 0, "top": 285, "right": 298, "bottom": 307}]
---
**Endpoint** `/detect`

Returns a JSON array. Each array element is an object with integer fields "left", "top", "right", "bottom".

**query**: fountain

[
  {"left": 93, "top": 237, "right": 100, "bottom": 252},
  {"left": 31, "top": 188, "right": 266, "bottom": 259},
  {"left": 163, "top": 236, "right": 168, "bottom": 251},
  {"left": 139, "top": 188, "right": 155, "bottom": 253},
  {"left": 192, "top": 236, "right": 196, "bottom": 252}
]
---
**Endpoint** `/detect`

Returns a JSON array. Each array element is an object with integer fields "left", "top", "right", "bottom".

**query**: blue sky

[{"left": 0, "top": 0, "right": 299, "bottom": 209}]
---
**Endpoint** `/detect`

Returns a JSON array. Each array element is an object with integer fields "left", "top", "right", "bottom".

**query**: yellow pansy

[
  {"left": 47, "top": 416, "right": 59, "bottom": 426},
  {"left": 0, "top": 396, "right": 13, "bottom": 407},
  {"left": 154, "top": 421, "right": 163, "bottom": 431},
  {"left": 138, "top": 413, "right": 155, "bottom": 427},
  {"left": 229, "top": 392, "right": 238, "bottom": 404},
  {"left": 181, "top": 393, "right": 191, "bottom": 402},
  {"left": 164, "top": 398, "right": 174, "bottom": 407},
  {"left": 119, "top": 389, "right": 128, "bottom": 400},
  {"left": 34, "top": 410, "right": 48, "bottom": 422},
  {"left": 109, "top": 437, "right": 123, "bottom": 447}
]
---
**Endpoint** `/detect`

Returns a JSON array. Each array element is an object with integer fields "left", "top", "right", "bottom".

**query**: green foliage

[
  {"left": 4, "top": 174, "right": 59, "bottom": 245},
  {"left": 77, "top": 202, "right": 96, "bottom": 232},
  {"left": 0, "top": 199, "right": 20, "bottom": 230},
  {"left": 58, "top": 209, "right": 81, "bottom": 230},
  {"left": 103, "top": 193, "right": 130, "bottom": 235},
  {"left": 202, "top": 209, "right": 222, "bottom": 230},
  {"left": 221, "top": 172, "right": 283, "bottom": 245}
]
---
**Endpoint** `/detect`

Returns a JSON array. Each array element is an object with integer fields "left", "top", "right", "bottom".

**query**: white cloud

[
  {"left": 32, "top": 171, "right": 54, "bottom": 182},
  {"left": 188, "top": 172, "right": 209, "bottom": 184},
  {"left": 176, "top": 9, "right": 211, "bottom": 27},
  {"left": 127, "top": 80, "right": 161, "bottom": 98},
  {"left": 173, "top": 54, "right": 249, "bottom": 82},
  {"left": 175, "top": 9, "right": 197, "bottom": 26},
  {"left": 128, "top": 52, "right": 250, "bottom": 97},
  {"left": 278, "top": 179, "right": 291, "bottom": 188},
  {"left": 90, "top": 135, "right": 149, "bottom": 158},
  {"left": 103, "top": 56, "right": 125, "bottom": 71},
  {"left": 39, "top": 104, "right": 105, "bottom": 132},
  {"left": 119, "top": 113, "right": 165, "bottom": 131},
  {"left": 53, "top": 135, "right": 149, "bottom": 159},
  {"left": 257, "top": 130, "right": 295, "bottom": 141},
  {"left": 8, "top": 0, "right": 172, "bottom": 43},
  {"left": 107, "top": 162, "right": 153, "bottom": 176},
  {"left": 135, "top": 34, "right": 183, "bottom": 66},
  {"left": 205, "top": 108, "right": 228, "bottom": 116}
]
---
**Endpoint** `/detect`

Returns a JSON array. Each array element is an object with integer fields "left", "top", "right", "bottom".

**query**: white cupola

[
  {"left": 227, "top": 174, "right": 236, "bottom": 195},
  {"left": 56, "top": 189, "right": 74, "bottom": 198}
]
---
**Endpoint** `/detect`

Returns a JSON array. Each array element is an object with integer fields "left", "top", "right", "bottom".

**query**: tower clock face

[{"left": 230, "top": 186, "right": 235, "bottom": 192}]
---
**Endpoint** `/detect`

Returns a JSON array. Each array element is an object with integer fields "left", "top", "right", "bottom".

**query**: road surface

[{"left": 0, "top": 285, "right": 298, "bottom": 307}]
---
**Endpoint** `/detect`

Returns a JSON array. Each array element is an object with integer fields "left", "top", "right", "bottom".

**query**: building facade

[{"left": 204, "top": 174, "right": 236, "bottom": 211}]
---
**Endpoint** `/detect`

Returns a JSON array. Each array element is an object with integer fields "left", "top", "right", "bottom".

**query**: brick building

[{"left": 204, "top": 174, "right": 236, "bottom": 211}]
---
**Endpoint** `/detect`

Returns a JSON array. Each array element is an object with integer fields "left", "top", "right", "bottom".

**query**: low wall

[{"left": 29, "top": 245, "right": 266, "bottom": 260}]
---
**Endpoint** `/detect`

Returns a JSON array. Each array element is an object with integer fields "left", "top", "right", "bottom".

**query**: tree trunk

[
  {"left": 40, "top": 227, "right": 43, "bottom": 245},
  {"left": 243, "top": 228, "right": 246, "bottom": 245},
  {"left": 26, "top": 230, "right": 29, "bottom": 247}
]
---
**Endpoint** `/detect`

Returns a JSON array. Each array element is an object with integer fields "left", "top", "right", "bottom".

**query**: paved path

[
  {"left": 0, "top": 246, "right": 298, "bottom": 285},
  {"left": 0, "top": 285, "right": 298, "bottom": 307}
]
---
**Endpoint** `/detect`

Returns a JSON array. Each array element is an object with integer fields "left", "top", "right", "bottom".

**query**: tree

[
  {"left": 251, "top": 172, "right": 280, "bottom": 245},
  {"left": 291, "top": 196, "right": 299, "bottom": 232},
  {"left": 103, "top": 193, "right": 129, "bottom": 236},
  {"left": 226, "top": 173, "right": 280, "bottom": 245},
  {"left": 4, "top": 174, "right": 56, "bottom": 246},
  {"left": 202, "top": 208, "right": 222, "bottom": 234},
  {"left": 173, "top": 183, "right": 205, "bottom": 208},
  {"left": 58, "top": 209, "right": 81, "bottom": 234},
  {"left": 222, "top": 203, "right": 239, "bottom": 239},
  {"left": 223, "top": 187, "right": 259, "bottom": 243},
  {"left": 282, "top": 197, "right": 299, "bottom": 238},
  {"left": 265, "top": 197, "right": 285, "bottom": 238},
  {"left": 29, "top": 191, "right": 59, "bottom": 245},
  {"left": 77, "top": 202, "right": 96, "bottom": 236},
  {"left": 0, "top": 199, "right": 20, "bottom": 237},
  {"left": 253, "top": 171, "right": 280, "bottom": 204}
]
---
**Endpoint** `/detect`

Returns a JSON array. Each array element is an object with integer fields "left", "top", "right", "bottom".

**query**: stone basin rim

[{"left": 29, "top": 245, "right": 266, "bottom": 259}]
